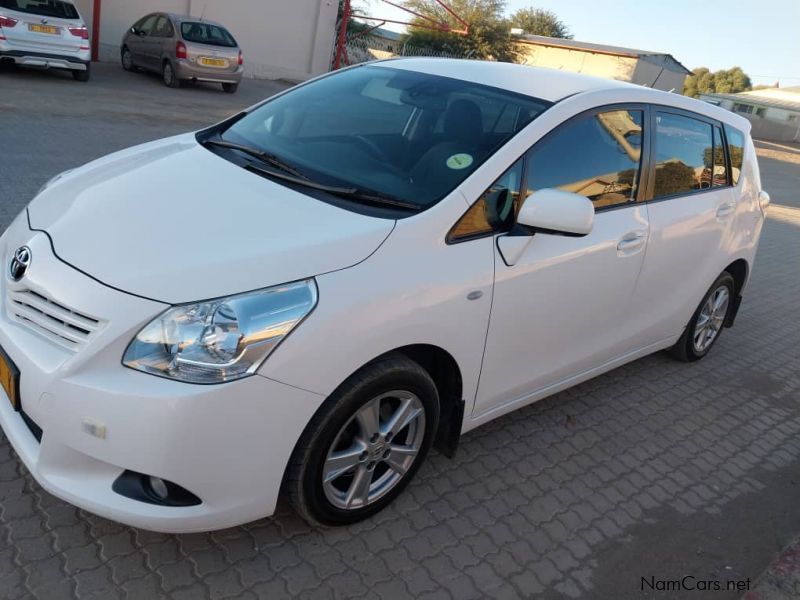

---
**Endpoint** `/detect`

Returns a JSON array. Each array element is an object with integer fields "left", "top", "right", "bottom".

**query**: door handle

[
  {"left": 716, "top": 202, "right": 735, "bottom": 219},
  {"left": 616, "top": 231, "right": 647, "bottom": 255}
]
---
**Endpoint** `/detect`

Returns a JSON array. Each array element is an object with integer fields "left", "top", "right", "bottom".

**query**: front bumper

[
  {"left": 0, "top": 48, "right": 89, "bottom": 71},
  {"left": 0, "top": 215, "right": 323, "bottom": 532},
  {"left": 174, "top": 59, "right": 243, "bottom": 84}
]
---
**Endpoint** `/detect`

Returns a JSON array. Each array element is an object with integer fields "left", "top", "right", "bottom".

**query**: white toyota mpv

[{"left": 0, "top": 59, "right": 768, "bottom": 532}]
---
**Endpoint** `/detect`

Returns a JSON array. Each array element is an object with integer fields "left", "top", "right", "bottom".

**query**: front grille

[{"left": 8, "top": 289, "right": 102, "bottom": 351}]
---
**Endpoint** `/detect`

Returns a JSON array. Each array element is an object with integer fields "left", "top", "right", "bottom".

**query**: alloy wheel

[
  {"left": 322, "top": 390, "right": 425, "bottom": 510},
  {"left": 693, "top": 285, "right": 729, "bottom": 353}
]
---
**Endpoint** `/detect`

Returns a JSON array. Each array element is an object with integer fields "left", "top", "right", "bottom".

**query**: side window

[
  {"left": 137, "top": 15, "right": 158, "bottom": 35},
  {"left": 448, "top": 158, "right": 524, "bottom": 243},
  {"left": 653, "top": 112, "right": 713, "bottom": 199},
  {"left": 712, "top": 126, "right": 727, "bottom": 187},
  {"left": 524, "top": 109, "right": 644, "bottom": 210},
  {"left": 153, "top": 16, "right": 170, "bottom": 37},
  {"left": 724, "top": 125, "right": 745, "bottom": 186}
]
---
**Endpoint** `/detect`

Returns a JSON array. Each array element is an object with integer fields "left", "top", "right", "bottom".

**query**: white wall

[
  {"left": 517, "top": 44, "right": 638, "bottom": 84},
  {"left": 93, "top": 0, "right": 337, "bottom": 81}
]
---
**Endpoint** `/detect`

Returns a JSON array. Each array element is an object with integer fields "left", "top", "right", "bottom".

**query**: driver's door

[
  {"left": 129, "top": 14, "right": 157, "bottom": 68},
  {"left": 473, "top": 106, "right": 652, "bottom": 417}
]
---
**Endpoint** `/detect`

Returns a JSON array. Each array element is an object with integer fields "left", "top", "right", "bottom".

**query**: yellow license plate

[
  {"left": 199, "top": 57, "right": 227, "bottom": 67},
  {"left": 0, "top": 345, "right": 20, "bottom": 411},
  {"left": 29, "top": 24, "right": 60, "bottom": 35}
]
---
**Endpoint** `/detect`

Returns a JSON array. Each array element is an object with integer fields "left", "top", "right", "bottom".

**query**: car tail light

[
  {"left": 238, "top": 50, "right": 243, "bottom": 66},
  {"left": 68, "top": 25, "right": 89, "bottom": 39},
  {"left": 0, "top": 14, "right": 19, "bottom": 28},
  {"left": 176, "top": 41, "right": 187, "bottom": 59}
]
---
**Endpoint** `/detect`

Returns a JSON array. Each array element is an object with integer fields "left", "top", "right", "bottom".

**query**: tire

[
  {"left": 221, "top": 82, "right": 239, "bottom": 94},
  {"left": 72, "top": 64, "right": 90, "bottom": 82},
  {"left": 669, "top": 272, "right": 735, "bottom": 362},
  {"left": 285, "top": 355, "right": 439, "bottom": 526},
  {"left": 162, "top": 61, "right": 180, "bottom": 88},
  {"left": 121, "top": 46, "right": 135, "bottom": 72}
]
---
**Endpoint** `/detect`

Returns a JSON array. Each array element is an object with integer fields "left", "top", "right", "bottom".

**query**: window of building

[
  {"left": 724, "top": 125, "right": 745, "bottom": 186},
  {"left": 653, "top": 112, "right": 714, "bottom": 198},
  {"left": 755, "top": 107, "right": 767, "bottom": 117},
  {"left": 524, "top": 109, "right": 644, "bottom": 209},
  {"left": 733, "top": 103, "right": 754, "bottom": 114}
]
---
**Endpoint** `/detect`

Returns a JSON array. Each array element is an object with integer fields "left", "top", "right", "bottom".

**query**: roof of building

[
  {"left": 367, "top": 26, "right": 403, "bottom": 42},
  {"left": 515, "top": 34, "right": 692, "bottom": 75},
  {"left": 700, "top": 87, "right": 800, "bottom": 112}
]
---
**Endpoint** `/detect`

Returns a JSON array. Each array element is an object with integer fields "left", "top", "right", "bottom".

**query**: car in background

[
  {"left": 0, "top": 0, "right": 90, "bottom": 81},
  {"left": 121, "top": 13, "right": 243, "bottom": 93}
]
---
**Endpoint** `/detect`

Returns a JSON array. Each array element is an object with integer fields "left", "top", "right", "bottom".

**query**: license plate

[
  {"left": 29, "top": 24, "right": 60, "bottom": 35},
  {"left": 199, "top": 57, "right": 227, "bottom": 67},
  {"left": 0, "top": 345, "right": 20, "bottom": 411}
]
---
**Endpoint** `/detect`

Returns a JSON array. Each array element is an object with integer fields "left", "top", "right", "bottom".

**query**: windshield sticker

[{"left": 446, "top": 153, "right": 474, "bottom": 170}]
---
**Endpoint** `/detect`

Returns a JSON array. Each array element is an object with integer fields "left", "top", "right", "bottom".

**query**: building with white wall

[
  {"left": 700, "top": 87, "right": 800, "bottom": 143},
  {"left": 72, "top": 0, "right": 337, "bottom": 81},
  {"left": 515, "top": 35, "right": 690, "bottom": 93}
]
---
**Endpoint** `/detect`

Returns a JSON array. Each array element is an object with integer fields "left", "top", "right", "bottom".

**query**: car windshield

[
  {"left": 220, "top": 65, "right": 550, "bottom": 209},
  {"left": 0, "top": 0, "right": 79, "bottom": 19},
  {"left": 181, "top": 22, "right": 237, "bottom": 47}
]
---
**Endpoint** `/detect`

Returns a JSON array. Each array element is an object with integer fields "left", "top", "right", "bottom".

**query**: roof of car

[
  {"left": 162, "top": 13, "right": 228, "bottom": 28},
  {"left": 374, "top": 58, "right": 750, "bottom": 131}
]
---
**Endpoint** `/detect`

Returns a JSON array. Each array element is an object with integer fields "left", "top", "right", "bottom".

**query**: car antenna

[{"left": 199, "top": 2, "right": 207, "bottom": 21}]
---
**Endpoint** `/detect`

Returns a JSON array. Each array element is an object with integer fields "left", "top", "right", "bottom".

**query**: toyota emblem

[{"left": 9, "top": 246, "right": 31, "bottom": 281}]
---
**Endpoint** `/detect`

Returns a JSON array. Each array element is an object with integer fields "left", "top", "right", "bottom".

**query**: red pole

[
  {"left": 91, "top": 0, "right": 102, "bottom": 61},
  {"left": 333, "top": 0, "right": 351, "bottom": 70}
]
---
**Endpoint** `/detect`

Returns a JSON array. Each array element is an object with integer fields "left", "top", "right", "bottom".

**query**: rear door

[
  {"left": 625, "top": 108, "right": 738, "bottom": 348},
  {"left": 1, "top": 0, "right": 86, "bottom": 55},
  {"left": 149, "top": 15, "right": 173, "bottom": 67}
]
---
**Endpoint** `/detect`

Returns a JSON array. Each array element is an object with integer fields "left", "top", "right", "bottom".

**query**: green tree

[
  {"left": 402, "top": 0, "right": 518, "bottom": 62},
  {"left": 683, "top": 66, "right": 752, "bottom": 98},
  {"left": 509, "top": 8, "right": 571, "bottom": 38}
]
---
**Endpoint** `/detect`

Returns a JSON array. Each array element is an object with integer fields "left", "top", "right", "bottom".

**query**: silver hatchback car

[{"left": 121, "top": 13, "right": 243, "bottom": 93}]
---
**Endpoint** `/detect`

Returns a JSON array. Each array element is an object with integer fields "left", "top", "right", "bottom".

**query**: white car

[
  {"left": 0, "top": 0, "right": 90, "bottom": 81},
  {"left": 0, "top": 59, "right": 767, "bottom": 532}
]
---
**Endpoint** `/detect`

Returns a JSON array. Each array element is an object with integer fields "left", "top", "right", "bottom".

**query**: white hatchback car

[
  {"left": 0, "top": 59, "right": 767, "bottom": 532},
  {"left": 0, "top": 0, "right": 90, "bottom": 81}
]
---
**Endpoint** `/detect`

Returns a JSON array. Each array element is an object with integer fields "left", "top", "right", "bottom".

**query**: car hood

[{"left": 28, "top": 135, "right": 395, "bottom": 304}]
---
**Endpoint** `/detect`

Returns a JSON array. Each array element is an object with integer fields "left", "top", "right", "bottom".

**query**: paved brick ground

[{"left": 1, "top": 64, "right": 799, "bottom": 599}]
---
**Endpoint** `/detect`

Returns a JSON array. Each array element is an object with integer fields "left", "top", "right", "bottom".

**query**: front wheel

[
  {"left": 162, "top": 61, "right": 180, "bottom": 88},
  {"left": 285, "top": 355, "right": 439, "bottom": 526},
  {"left": 121, "top": 47, "right": 134, "bottom": 71},
  {"left": 669, "top": 272, "right": 735, "bottom": 362}
]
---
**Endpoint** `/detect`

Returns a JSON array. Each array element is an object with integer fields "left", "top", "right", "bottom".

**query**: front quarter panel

[{"left": 259, "top": 195, "right": 494, "bottom": 414}]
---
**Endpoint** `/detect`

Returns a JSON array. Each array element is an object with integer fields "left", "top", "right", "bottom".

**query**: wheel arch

[{"left": 724, "top": 258, "right": 749, "bottom": 297}]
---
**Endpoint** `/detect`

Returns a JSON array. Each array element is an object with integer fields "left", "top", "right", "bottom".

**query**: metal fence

[{"left": 335, "top": 30, "right": 471, "bottom": 68}]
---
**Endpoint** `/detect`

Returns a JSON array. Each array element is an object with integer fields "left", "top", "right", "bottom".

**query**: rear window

[
  {"left": 180, "top": 22, "right": 236, "bottom": 47},
  {"left": 0, "top": 0, "right": 79, "bottom": 19},
  {"left": 724, "top": 124, "right": 745, "bottom": 185}
]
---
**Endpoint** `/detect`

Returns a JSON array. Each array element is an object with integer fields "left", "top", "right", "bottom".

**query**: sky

[{"left": 357, "top": 0, "right": 800, "bottom": 87}]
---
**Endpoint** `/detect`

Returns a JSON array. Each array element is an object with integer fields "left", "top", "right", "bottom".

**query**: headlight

[
  {"left": 123, "top": 279, "right": 317, "bottom": 384},
  {"left": 38, "top": 169, "right": 73, "bottom": 196}
]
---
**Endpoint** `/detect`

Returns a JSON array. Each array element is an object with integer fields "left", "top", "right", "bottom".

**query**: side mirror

[
  {"left": 516, "top": 188, "right": 594, "bottom": 237},
  {"left": 496, "top": 189, "right": 594, "bottom": 267}
]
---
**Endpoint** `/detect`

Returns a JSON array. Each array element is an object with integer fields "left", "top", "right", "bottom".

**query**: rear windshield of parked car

[
  {"left": 0, "top": 0, "right": 79, "bottom": 19},
  {"left": 220, "top": 65, "right": 551, "bottom": 210},
  {"left": 180, "top": 22, "right": 236, "bottom": 47}
]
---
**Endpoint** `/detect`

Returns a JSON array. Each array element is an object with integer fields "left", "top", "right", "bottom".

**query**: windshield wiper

[
  {"left": 203, "top": 138, "right": 309, "bottom": 180},
  {"left": 245, "top": 163, "right": 422, "bottom": 212}
]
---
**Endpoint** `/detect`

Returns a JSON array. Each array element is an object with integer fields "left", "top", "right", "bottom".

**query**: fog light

[
  {"left": 112, "top": 470, "right": 201, "bottom": 507},
  {"left": 148, "top": 476, "right": 169, "bottom": 500}
]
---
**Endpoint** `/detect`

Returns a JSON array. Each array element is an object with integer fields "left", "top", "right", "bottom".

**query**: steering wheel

[{"left": 350, "top": 135, "right": 391, "bottom": 162}]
